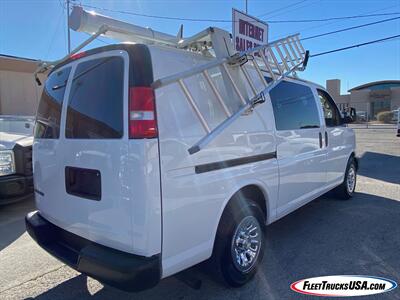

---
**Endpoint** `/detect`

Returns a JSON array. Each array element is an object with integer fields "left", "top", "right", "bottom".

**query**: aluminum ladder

[{"left": 152, "top": 34, "right": 309, "bottom": 154}]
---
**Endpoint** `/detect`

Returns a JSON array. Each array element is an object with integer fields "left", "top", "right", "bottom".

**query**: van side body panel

[{"left": 148, "top": 45, "right": 279, "bottom": 278}]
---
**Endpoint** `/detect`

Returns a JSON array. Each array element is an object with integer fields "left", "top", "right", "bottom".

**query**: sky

[{"left": 0, "top": 0, "right": 399, "bottom": 94}]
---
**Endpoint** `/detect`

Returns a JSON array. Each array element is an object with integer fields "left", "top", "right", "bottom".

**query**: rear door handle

[
  {"left": 325, "top": 131, "right": 328, "bottom": 147},
  {"left": 319, "top": 132, "right": 323, "bottom": 148}
]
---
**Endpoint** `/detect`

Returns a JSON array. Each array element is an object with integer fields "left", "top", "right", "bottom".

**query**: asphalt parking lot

[{"left": 0, "top": 128, "right": 399, "bottom": 300}]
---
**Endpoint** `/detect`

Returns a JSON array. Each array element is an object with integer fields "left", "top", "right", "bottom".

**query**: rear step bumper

[{"left": 25, "top": 211, "right": 161, "bottom": 292}]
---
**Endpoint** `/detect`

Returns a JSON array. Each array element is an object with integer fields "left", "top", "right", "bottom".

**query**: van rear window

[
  {"left": 66, "top": 56, "right": 124, "bottom": 139},
  {"left": 35, "top": 67, "right": 71, "bottom": 139}
]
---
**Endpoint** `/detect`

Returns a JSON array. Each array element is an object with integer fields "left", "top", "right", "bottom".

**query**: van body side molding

[{"left": 195, "top": 151, "right": 277, "bottom": 174}]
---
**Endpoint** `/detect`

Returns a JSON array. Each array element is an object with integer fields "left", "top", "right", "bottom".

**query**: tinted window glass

[
  {"left": 318, "top": 89, "right": 342, "bottom": 127},
  {"left": 66, "top": 56, "right": 124, "bottom": 139},
  {"left": 35, "top": 67, "right": 71, "bottom": 139},
  {"left": 270, "top": 81, "right": 320, "bottom": 130}
]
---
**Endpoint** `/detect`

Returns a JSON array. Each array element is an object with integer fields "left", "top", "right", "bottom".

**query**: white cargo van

[{"left": 26, "top": 8, "right": 357, "bottom": 292}]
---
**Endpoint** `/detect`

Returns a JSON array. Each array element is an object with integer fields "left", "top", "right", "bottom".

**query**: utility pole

[
  {"left": 245, "top": 0, "right": 248, "bottom": 13},
  {"left": 67, "top": 0, "right": 71, "bottom": 53}
]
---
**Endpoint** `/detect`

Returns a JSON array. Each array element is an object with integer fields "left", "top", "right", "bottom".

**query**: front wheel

[
  {"left": 211, "top": 198, "right": 265, "bottom": 287},
  {"left": 335, "top": 157, "right": 357, "bottom": 200}
]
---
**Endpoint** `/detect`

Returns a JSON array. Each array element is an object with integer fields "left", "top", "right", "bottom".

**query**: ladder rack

[
  {"left": 152, "top": 34, "right": 309, "bottom": 154},
  {"left": 33, "top": 6, "right": 310, "bottom": 155}
]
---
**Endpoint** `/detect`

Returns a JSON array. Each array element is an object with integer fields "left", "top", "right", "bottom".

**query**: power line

[
  {"left": 45, "top": 9, "right": 64, "bottom": 59},
  {"left": 83, "top": 32, "right": 111, "bottom": 45},
  {"left": 270, "top": 12, "right": 400, "bottom": 23},
  {"left": 310, "top": 34, "right": 400, "bottom": 57},
  {"left": 258, "top": 0, "right": 309, "bottom": 18},
  {"left": 80, "top": 3, "right": 400, "bottom": 24},
  {"left": 95, "top": 37, "right": 111, "bottom": 45},
  {"left": 301, "top": 16, "right": 400, "bottom": 41},
  {"left": 271, "top": 4, "right": 399, "bottom": 41},
  {"left": 266, "top": 0, "right": 321, "bottom": 20}
]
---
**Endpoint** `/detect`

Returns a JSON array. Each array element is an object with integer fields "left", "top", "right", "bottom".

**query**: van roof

[
  {"left": 51, "top": 42, "right": 325, "bottom": 92},
  {"left": 51, "top": 43, "right": 154, "bottom": 88},
  {"left": 51, "top": 43, "right": 127, "bottom": 72},
  {"left": 288, "top": 76, "right": 326, "bottom": 91}
]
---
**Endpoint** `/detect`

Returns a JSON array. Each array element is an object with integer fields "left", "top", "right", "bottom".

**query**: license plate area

[{"left": 65, "top": 167, "right": 101, "bottom": 201}]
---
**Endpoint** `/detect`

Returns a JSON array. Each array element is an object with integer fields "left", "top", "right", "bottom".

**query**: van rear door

[{"left": 33, "top": 50, "right": 136, "bottom": 253}]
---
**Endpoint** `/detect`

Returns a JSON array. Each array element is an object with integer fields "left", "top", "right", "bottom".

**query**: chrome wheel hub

[
  {"left": 231, "top": 216, "right": 262, "bottom": 273},
  {"left": 347, "top": 165, "right": 356, "bottom": 193}
]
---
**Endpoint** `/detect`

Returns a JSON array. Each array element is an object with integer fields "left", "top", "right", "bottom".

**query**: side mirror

[{"left": 342, "top": 107, "right": 356, "bottom": 124}]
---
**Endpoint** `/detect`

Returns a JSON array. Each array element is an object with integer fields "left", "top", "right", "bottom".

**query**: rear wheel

[
  {"left": 335, "top": 157, "right": 357, "bottom": 200},
  {"left": 211, "top": 197, "right": 265, "bottom": 287}
]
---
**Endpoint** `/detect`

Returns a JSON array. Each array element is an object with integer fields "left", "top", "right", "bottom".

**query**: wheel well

[
  {"left": 233, "top": 185, "right": 267, "bottom": 223},
  {"left": 350, "top": 152, "right": 358, "bottom": 170},
  {"left": 213, "top": 184, "right": 268, "bottom": 253}
]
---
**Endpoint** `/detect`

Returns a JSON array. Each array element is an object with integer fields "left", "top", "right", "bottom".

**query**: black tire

[
  {"left": 211, "top": 196, "right": 265, "bottom": 287},
  {"left": 335, "top": 157, "right": 357, "bottom": 200}
]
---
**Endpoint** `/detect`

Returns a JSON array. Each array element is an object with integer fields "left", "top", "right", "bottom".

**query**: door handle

[
  {"left": 319, "top": 132, "right": 323, "bottom": 148},
  {"left": 325, "top": 131, "right": 328, "bottom": 147}
]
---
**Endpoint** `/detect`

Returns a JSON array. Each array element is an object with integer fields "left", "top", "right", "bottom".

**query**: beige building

[
  {"left": 0, "top": 54, "right": 44, "bottom": 116},
  {"left": 326, "top": 79, "right": 400, "bottom": 120}
]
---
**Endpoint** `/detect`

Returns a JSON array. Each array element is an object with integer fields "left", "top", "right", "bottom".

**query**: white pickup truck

[{"left": 0, "top": 115, "right": 34, "bottom": 204}]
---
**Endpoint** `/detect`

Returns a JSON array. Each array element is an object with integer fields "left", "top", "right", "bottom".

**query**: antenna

[{"left": 177, "top": 24, "right": 183, "bottom": 41}]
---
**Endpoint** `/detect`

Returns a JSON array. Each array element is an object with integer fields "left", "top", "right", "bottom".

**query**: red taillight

[
  {"left": 129, "top": 87, "right": 158, "bottom": 139},
  {"left": 70, "top": 52, "right": 86, "bottom": 60}
]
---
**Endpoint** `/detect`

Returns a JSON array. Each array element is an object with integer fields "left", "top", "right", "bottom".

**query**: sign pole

[{"left": 67, "top": 0, "right": 71, "bottom": 54}]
